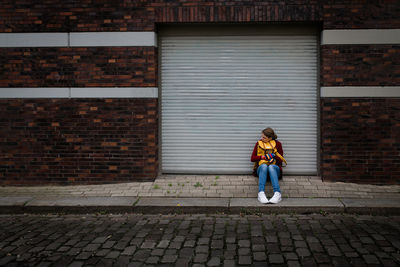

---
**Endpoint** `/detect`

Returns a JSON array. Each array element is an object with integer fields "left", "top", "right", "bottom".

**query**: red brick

[{"left": 0, "top": 99, "right": 158, "bottom": 185}]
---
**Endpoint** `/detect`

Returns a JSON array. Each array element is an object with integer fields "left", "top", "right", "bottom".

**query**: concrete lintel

[
  {"left": 321, "top": 86, "right": 400, "bottom": 98},
  {"left": 0, "top": 87, "right": 158, "bottom": 98},
  {"left": 321, "top": 29, "right": 400, "bottom": 45},
  {"left": 70, "top": 32, "right": 157, "bottom": 47},
  {"left": 0, "top": 33, "right": 68, "bottom": 47},
  {"left": 0, "top": 88, "right": 70, "bottom": 98},
  {"left": 70, "top": 87, "right": 158, "bottom": 98}
]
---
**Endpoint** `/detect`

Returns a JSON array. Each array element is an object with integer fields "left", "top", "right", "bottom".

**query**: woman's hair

[{"left": 262, "top": 127, "right": 277, "bottom": 140}]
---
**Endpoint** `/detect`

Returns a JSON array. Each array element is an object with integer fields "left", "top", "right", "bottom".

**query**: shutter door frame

[{"left": 159, "top": 25, "right": 320, "bottom": 175}]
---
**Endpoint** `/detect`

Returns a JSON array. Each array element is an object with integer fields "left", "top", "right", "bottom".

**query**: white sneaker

[
  {"left": 258, "top": 191, "right": 269, "bottom": 204},
  {"left": 269, "top": 192, "right": 282, "bottom": 204}
]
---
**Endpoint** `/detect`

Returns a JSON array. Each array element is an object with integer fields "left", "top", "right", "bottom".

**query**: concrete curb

[{"left": 0, "top": 197, "right": 399, "bottom": 215}]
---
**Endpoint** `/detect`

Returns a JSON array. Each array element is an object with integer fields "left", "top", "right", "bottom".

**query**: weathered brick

[{"left": 0, "top": 99, "right": 158, "bottom": 185}]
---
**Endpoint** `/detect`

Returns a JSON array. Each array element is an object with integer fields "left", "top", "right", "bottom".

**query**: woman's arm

[
  {"left": 250, "top": 142, "right": 262, "bottom": 162},
  {"left": 275, "top": 140, "right": 284, "bottom": 165}
]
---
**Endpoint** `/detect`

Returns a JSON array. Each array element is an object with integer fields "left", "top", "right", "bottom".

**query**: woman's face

[{"left": 261, "top": 133, "right": 272, "bottom": 142}]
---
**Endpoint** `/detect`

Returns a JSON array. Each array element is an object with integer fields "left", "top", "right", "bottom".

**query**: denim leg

[
  {"left": 257, "top": 164, "right": 268, "bottom": 192},
  {"left": 268, "top": 165, "right": 281, "bottom": 193}
]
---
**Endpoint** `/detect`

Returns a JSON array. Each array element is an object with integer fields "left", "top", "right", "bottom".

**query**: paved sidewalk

[
  {"left": 1, "top": 175, "right": 400, "bottom": 199},
  {"left": 1, "top": 175, "right": 399, "bottom": 215}
]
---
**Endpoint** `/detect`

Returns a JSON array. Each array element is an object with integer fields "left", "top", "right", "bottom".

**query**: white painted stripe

[
  {"left": 321, "top": 29, "right": 400, "bottom": 45},
  {"left": 70, "top": 32, "right": 157, "bottom": 47},
  {"left": 0, "top": 87, "right": 158, "bottom": 98},
  {"left": 0, "top": 33, "right": 68, "bottom": 47},
  {"left": 0, "top": 88, "right": 70, "bottom": 98},
  {"left": 70, "top": 87, "right": 158, "bottom": 98},
  {"left": 321, "top": 86, "right": 400, "bottom": 97},
  {"left": 0, "top": 32, "right": 157, "bottom": 47}
]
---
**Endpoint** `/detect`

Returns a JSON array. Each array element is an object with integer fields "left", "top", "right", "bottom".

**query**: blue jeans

[{"left": 257, "top": 164, "right": 281, "bottom": 193}]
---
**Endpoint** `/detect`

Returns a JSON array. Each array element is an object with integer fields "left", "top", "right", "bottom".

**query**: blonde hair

[{"left": 262, "top": 127, "right": 277, "bottom": 140}]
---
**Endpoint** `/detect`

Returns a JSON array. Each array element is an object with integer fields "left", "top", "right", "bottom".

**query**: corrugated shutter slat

[{"left": 161, "top": 35, "right": 318, "bottom": 175}]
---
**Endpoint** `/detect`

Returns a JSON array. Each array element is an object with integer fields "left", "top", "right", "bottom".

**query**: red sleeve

[
  {"left": 251, "top": 142, "right": 262, "bottom": 162},
  {"left": 275, "top": 140, "right": 284, "bottom": 165}
]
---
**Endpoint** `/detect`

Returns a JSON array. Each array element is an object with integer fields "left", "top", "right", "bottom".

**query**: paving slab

[
  {"left": 341, "top": 198, "right": 400, "bottom": 215},
  {"left": 229, "top": 198, "right": 345, "bottom": 214},
  {"left": 135, "top": 197, "right": 229, "bottom": 214}
]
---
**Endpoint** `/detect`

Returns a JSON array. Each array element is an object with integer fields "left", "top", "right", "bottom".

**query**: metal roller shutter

[{"left": 161, "top": 34, "right": 318, "bottom": 175}]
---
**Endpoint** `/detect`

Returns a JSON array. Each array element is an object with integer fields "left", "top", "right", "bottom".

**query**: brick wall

[
  {"left": 0, "top": 99, "right": 158, "bottom": 185},
  {"left": 322, "top": 1, "right": 400, "bottom": 29},
  {"left": 321, "top": 98, "right": 400, "bottom": 184},
  {"left": 0, "top": 47, "right": 157, "bottom": 87},
  {"left": 0, "top": 0, "right": 399, "bottom": 184},
  {"left": 0, "top": 1, "right": 155, "bottom": 32},
  {"left": 321, "top": 45, "right": 400, "bottom": 86}
]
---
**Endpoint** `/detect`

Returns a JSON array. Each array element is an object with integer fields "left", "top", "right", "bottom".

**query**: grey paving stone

[
  {"left": 313, "top": 253, "right": 331, "bottom": 263},
  {"left": 83, "top": 243, "right": 101, "bottom": 252},
  {"left": 102, "top": 241, "right": 115, "bottom": 249},
  {"left": 105, "top": 251, "right": 120, "bottom": 259},
  {"left": 224, "top": 250, "right": 236, "bottom": 260},
  {"left": 121, "top": 246, "right": 136, "bottom": 256},
  {"left": 226, "top": 237, "right": 236, "bottom": 244},
  {"left": 198, "top": 238, "right": 210, "bottom": 245},
  {"left": 326, "top": 246, "right": 342, "bottom": 257},
  {"left": 179, "top": 248, "right": 194, "bottom": 258},
  {"left": 193, "top": 254, "right": 208, "bottom": 263},
  {"left": 296, "top": 248, "right": 311, "bottom": 257},
  {"left": 284, "top": 252, "right": 299, "bottom": 260},
  {"left": 175, "top": 258, "right": 190, "bottom": 267},
  {"left": 238, "top": 240, "right": 251, "bottom": 247},
  {"left": 238, "top": 248, "right": 251, "bottom": 255},
  {"left": 183, "top": 240, "right": 196, "bottom": 247},
  {"left": 169, "top": 242, "right": 182, "bottom": 249},
  {"left": 253, "top": 252, "right": 267, "bottom": 261},
  {"left": 252, "top": 244, "right": 265, "bottom": 251},
  {"left": 287, "top": 260, "right": 301, "bottom": 267},
  {"left": 95, "top": 249, "right": 110, "bottom": 257},
  {"left": 238, "top": 255, "right": 252, "bottom": 265},
  {"left": 141, "top": 242, "right": 156, "bottom": 249},
  {"left": 151, "top": 248, "right": 164, "bottom": 256},
  {"left": 211, "top": 240, "right": 224, "bottom": 249},
  {"left": 269, "top": 254, "right": 284, "bottom": 264},
  {"left": 75, "top": 252, "right": 92, "bottom": 260},
  {"left": 174, "top": 236, "right": 186, "bottom": 242},
  {"left": 223, "top": 259, "right": 235, "bottom": 267},
  {"left": 207, "top": 257, "right": 220, "bottom": 266},
  {"left": 362, "top": 254, "right": 380, "bottom": 265},
  {"left": 165, "top": 248, "right": 178, "bottom": 255},
  {"left": 161, "top": 254, "right": 178, "bottom": 263},
  {"left": 68, "top": 261, "right": 84, "bottom": 267},
  {"left": 157, "top": 240, "right": 170, "bottom": 248},
  {"left": 195, "top": 245, "right": 209, "bottom": 254}
]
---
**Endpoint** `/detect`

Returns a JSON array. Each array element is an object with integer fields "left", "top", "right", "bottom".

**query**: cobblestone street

[{"left": 0, "top": 213, "right": 399, "bottom": 266}]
